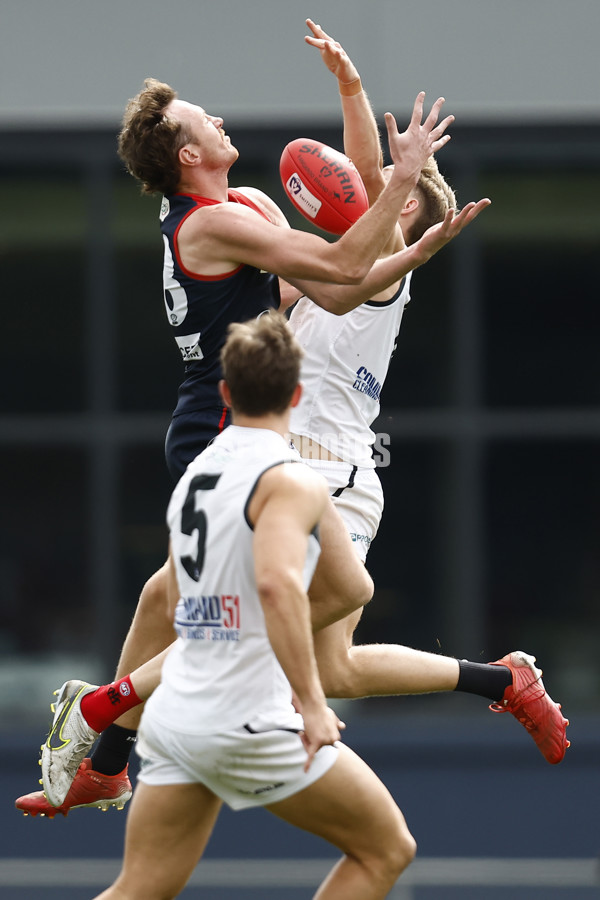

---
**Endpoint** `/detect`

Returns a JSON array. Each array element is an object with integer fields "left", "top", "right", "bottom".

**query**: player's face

[{"left": 167, "top": 98, "right": 239, "bottom": 164}]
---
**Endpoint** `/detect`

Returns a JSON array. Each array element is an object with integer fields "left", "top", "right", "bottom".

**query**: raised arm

[
  {"left": 179, "top": 93, "right": 453, "bottom": 287},
  {"left": 305, "top": 18, "right": 454, "bottom": 260},
  {"left": 286, "top": 198, "right": 491, "bottom": 315},
  {"left": 305, "top": 18, "right": 385, "bottom": 203}
]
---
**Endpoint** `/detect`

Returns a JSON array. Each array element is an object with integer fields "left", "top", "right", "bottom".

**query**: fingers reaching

[
  {"left": 305, "top": 18, "right": 358, "bottom": 83},
  {"left": 465, "top": 198, "right": 492, "bottom": 222},
  {"left": 409, "top": 91, "right": 426, "bottom": 126},
  {"left": 452, "top": 198, "right": 492, "bottom": 231},
  {"left": 417, "top": 198, "right": 492, "bottom": 259},
  {"left": 306, "top": 18, "right": 334, "bottom": 43},
  {"left": 384, "top": 111, "right": 399, "bottom": 139},
  {"left": 422, "top": 96, "right": 446, "bottom": 130}
]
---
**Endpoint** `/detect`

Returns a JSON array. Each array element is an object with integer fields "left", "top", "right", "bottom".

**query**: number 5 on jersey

[{"left": 179, "top": 473, "right": 222, "bottom": 581}]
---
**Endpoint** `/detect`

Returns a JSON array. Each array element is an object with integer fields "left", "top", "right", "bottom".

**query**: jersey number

[{"left": 180, "top": 473, "right": 222, "bottom": 581}]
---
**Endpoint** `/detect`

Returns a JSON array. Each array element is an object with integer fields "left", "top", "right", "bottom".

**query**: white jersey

[
  {"left": 146, "top": 425, "right": 321, "bottom": 735},
  {"left": 289, "top": 274, "right": 411, "bottom": 468}
]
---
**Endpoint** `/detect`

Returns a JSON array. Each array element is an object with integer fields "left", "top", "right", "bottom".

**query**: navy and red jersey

[{"left": 159, "top": 189, "right": 281, "bottom": 430}]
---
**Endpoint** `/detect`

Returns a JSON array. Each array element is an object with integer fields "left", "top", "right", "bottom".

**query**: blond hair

[
  {"left": 384, "top": 157, "right": 457, "bottom": 244},
  {"left": 408, "top": 156, "right": 457, "bottom": 244}
]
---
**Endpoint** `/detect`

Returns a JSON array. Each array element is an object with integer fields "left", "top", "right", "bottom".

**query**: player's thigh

[
  {"left": 265, "top": 743, "right": 412, "bottom": 860},
  {"left": 328, "top": 465, "right": 384, "bottom": 563},
  {"left": 312, "top": 608, "right": 363, "bottom": 696},
  {"left": 113, "top": 781, "right": 222, "bottom": 899},
  {"left": 308, "top": 499, "right": 373, "bottom": 631}
]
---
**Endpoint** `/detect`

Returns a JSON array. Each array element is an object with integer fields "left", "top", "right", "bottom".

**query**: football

[{"left": 280, "top": 138, "right": 369, "bottom": 235}]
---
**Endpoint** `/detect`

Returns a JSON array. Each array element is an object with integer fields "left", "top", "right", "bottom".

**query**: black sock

[
  {"left": 455, "top": 660, "right": 513, "bottom": 702},
  {"left": 90, "top": 724, "right": 137, "bottom": 775}
]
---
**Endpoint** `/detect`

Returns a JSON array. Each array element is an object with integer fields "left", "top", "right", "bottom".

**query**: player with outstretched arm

[
  {"left": 19, "top": 23, "right": 568, "bottom": 820},
  {"left": 91, "top": 313, "right": 418, "bottom": 900},
  {"left": 17, "top": 60, "right": 495, "bottom": 817}
]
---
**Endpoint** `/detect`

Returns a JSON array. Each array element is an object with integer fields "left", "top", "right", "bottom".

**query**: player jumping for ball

[{"left": 17, "top": 22, "right": 567, "bottom": 822}]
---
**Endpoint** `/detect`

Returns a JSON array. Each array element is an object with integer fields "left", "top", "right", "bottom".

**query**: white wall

[{"left": 1, "top": 0, "right": 599, "bottom": 127}]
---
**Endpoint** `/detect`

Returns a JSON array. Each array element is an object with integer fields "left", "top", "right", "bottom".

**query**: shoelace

[{"left": 489, "top": 676, "right": 545, "bottom": 731}]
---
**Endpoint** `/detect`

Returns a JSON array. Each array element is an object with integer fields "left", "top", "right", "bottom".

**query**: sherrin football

[{"left": 280, "top": 138, "right": 369, "bottom": 235}]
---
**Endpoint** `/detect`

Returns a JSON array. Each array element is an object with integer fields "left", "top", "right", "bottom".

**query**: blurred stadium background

[{"left": 1, "top": 0, "right": 599, "bottom": 896}]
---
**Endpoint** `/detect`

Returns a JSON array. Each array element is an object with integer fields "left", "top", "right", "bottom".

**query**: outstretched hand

[
  {"left": 304, "top": 18, "right": 359, "bottom": 84},
  {"left": 415, "top": 198, "right": 492, "bottom": 262},
  {"left": 384, "top": 93, "right": 454, "bottom": 187}
]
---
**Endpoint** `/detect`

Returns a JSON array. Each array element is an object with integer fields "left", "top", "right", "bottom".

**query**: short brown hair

[
  {"left": 117, "top": 78, "right": 192, "bottom": 195},
  {"left": 221, "top": 313, "right": 303, "bottom": 417}
]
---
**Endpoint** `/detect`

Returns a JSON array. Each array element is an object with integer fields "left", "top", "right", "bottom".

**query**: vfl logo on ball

[
  {"left": 285, "top": 173, "right": 322, "bottom": 220},
  {"left": 288, "top": 175, "right": 303, "bottom": 196},
  {"left": 280, "top": 138, "right": 369, "bottom": 234}
]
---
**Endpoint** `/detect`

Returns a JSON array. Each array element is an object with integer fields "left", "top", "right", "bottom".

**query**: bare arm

[
  {"left": 305, "top": 19, "right": 401, "bottom": 267},
  {"left": 305, "top": 18, "right": 386, "bottom": 204},
  {"left": 249, "top": 463, "right": 341, "bottom": 769},
  {"left": 305, "top": 19, "right": 454, "bottom": 271},
  {"left": 178, "top": 93, "right": 453, "bottom": 287},
  {"left": 286, "top": 198, "right": 491, "bottom": 315}
]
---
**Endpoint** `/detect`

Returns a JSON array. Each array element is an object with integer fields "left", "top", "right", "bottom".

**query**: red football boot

[
  {"left": 489, "top": 650, "right": 570, "bottom": 764},
  {"left": 15, "top": 758, "right": 131, "bottom": 818}
]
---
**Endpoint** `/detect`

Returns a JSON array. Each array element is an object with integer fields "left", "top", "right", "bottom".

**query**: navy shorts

[{"left": 165, "top": 407, "right": 231, "bottom": 482}]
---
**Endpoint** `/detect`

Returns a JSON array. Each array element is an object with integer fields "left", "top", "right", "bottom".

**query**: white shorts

[
  {"left": 305, "top": 459, "right": 384, "bottom": 562},
  {"left": 136, "top": 707, "right": 339, "bottom": 811}
]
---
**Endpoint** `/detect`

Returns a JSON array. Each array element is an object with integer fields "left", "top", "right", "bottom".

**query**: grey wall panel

[{"left": 1, "top": 0, "right": 599, "bottom": 126}]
